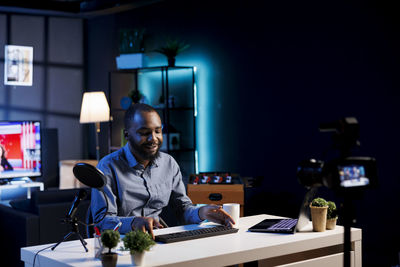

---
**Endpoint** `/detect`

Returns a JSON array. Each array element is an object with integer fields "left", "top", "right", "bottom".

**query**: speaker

[{"left": 39, "top": 128, "right": 60, "bottom": 189}]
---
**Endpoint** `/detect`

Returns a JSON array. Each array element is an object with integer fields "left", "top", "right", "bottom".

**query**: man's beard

[{"left": 131, "top": 140, "right": 162, "bottom": 162}]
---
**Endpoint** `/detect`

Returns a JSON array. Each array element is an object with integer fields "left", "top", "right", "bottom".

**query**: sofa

[{"left": 0, "top": 188, "right": 91, "bottom": 267}]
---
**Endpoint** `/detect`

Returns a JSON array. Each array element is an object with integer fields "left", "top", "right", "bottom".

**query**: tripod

[{"left": 51, "top": 216, "right": 88, "bottom": 252}]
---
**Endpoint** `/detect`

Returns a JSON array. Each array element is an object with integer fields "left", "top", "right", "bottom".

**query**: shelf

[
  {"left": 110, "top": 147, "right": 195, "bottom": 153},
  {"left": 167, "top": 148, "right": 195, "bottom": 152},
  {"left": 112, "top": 107, "right": 193, "bottom": 112},
  {"left": 110, "top": 66, "right": 194, "bottom": 73}
]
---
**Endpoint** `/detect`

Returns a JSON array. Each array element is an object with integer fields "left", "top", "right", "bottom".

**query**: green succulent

[
  {"left": 128, "top": 89, "right": 143, "bottom": 103},
  {"left": 327, "top": 201, "right": 338, "bottom": 219},
  {"left": 311, "top": 197, "right": 328, "bottom": 207},
  {"left": 101, "top": 229, "right": 120, "bottom": 254},
  {"left": 122, "top": 230, "right": 156, "bottom": 254}
]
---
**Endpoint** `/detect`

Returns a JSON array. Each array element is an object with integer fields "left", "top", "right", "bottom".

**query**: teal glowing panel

[
  {"left": 137, "top": 70, "right": 162, "bottom": 106},
  {"left": 179, "top": 57, "right": 214, "bottom": 172},
  {"left": 146, "top": 54, "right": 215, "bottom": 172}
]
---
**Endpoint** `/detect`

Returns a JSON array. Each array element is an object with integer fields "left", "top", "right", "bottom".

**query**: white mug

[{"left": 223, "top": 203, "right": 240, "bottom": 227}]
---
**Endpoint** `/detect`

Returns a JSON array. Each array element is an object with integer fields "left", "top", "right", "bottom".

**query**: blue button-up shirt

[{"left": 91, "top": 144, "right": 201, "bottom": 234}]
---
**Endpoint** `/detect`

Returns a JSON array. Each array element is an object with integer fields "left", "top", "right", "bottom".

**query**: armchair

[{"left": 0, "top": 188, "right": 91, "bottom": 267}]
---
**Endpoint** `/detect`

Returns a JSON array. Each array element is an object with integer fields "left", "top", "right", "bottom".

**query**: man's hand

[
  {"left": 131, "top": 216, "right": 163, "bottom": 239},
  {"left": 199, "top": 205, "right": 235, "bottom": 227}
]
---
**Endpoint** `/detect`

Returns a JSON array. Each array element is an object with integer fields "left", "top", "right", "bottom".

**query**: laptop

[{"left": 248, "top": 188, "right": 317, "bottom": 234}]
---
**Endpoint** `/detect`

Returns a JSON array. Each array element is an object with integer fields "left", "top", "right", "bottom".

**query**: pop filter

[{"left": 73, "top": 163, "right": 105, "bottom": 189}]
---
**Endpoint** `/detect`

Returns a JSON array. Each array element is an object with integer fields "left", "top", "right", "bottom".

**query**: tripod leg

[
  {"left": 76, "top": 233, "right": 89, "bottom": 252},
  {"left": 51, "top": 232, "right": 73, "bottom": 251}
]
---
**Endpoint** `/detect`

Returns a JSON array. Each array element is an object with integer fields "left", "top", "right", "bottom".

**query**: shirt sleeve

[
  {"left": 169, "top": 161, "right": 203, "bottom": 224},
  {"left": 90, "top": 161, "right": 134, "bottom": 234}
]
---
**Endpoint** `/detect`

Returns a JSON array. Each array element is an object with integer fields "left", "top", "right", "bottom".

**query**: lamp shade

[{"left": 79, "top": 91, "right": 110, "bottom": 123}]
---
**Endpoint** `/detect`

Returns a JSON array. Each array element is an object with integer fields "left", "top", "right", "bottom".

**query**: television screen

[{"left": 0, "top": 121, "right": 42, "bottom": 179}]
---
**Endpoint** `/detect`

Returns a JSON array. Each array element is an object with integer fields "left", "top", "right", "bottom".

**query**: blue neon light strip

[{"left": 146, "top": 55, "right": 214, "bottom": 172}]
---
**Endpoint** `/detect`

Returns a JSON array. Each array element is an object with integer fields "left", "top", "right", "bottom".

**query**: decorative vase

[
  {"left": 101, "top": 253, "right": 118, "bottom": 267},
  {"left": 131, "top": 252, "right": 145, "bottom": 266},
  {"left": 310, "top": 205, "right": 328, "bottom": 232},
  {"left": 326, "top": 217, "right": 337, "bottom": 230}
]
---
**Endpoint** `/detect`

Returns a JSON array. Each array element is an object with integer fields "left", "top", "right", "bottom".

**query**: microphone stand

[
  {"left": 51, "top": 216, "right": 88, "bottom": 252},
  {"left": 51, "top": 191, "right": 89, "bottom": 252}
]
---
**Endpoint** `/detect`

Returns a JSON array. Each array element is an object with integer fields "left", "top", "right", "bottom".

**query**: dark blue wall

[{"left": 88, "top": 1, "right": 400, "bottom": 265}]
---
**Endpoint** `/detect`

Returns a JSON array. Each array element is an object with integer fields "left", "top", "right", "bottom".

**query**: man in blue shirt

[{"left": 91, "top": 103, "right": 234, "bottom": 238}]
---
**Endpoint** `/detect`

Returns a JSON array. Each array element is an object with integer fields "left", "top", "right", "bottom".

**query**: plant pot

[
  {"left": 167, "top": 57, "right": 176, "bottom": 67},
  {"left": 130, "top": 251, "right": 145, "bottom": 266},
  {"left": 326, "top": 217, "right": 337, "bottom": 230},
  {"left": 101, "top": 252, "right": 118, "bottom": 267},
  {"left": 310, "top": 205, "right": 328, "bottom": 232}
]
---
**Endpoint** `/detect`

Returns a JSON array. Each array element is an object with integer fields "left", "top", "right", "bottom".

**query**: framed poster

[{"left": 4, "top": 45, "right": 33, "bottom": 86}]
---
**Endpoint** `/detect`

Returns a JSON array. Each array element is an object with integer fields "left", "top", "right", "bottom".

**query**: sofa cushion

[
  {"left": 9, "top": 188, "right": 91, "bottom": 215},
  {"left": 9, "top": 198, "right": 33, "bottom": 213},
  {"left": 33, "top": 188, "right": 88, "bottom": 205}
]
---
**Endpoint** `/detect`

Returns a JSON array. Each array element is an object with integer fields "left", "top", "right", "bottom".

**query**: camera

[
  {"left": 297, "top": 156, "right": 377, "bottom": 190},
  {"left": 296, "top": 117, "right": 378, "bottom": 191},
  {"left": 297, "top": 117, "right": 378, "bottom": 267}
]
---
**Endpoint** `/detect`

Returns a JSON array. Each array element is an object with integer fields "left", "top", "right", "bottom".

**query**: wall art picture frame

[{"left": 4, "top": 45, "right": 33, "bottom": 86}]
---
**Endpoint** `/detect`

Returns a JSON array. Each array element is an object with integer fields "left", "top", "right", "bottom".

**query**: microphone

[
  {"left": 73, "top": 163, "right": 105, "bottom": 189},
  {"left": 72, "top": 162, "right": 109, "bottom": 225},
  {"left": 67, "top": 189, "right": 87, "bottom": 219}
]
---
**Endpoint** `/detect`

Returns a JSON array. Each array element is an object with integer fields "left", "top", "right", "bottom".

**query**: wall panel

[
  {"left": 47, "top": 115, "right": 82, "bottom": 160},
  {"left": 10, "top": 65, "right": 44, "bottom": 109},
  {"left": 10, "top": 15, "right": 44, "bottom": 62},
  {"left": 48, "top": 17, "right": 83, "bottom": 64},
  {"left": 47, "top": 67, "right": 82, "bottom": 114}
]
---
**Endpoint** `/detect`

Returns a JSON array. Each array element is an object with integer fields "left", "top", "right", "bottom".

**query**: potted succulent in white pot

[
  {"left": 310, "top": 197, "right": 328, "bottom": 232},
  {"left": 326, "top": 201, "right": 338, "bottom": 230},
  {"left": 122, "top": 230, "right": 156, "bottom": 266},
  {"left": 100, "top": 230, "right": 120, "bottom": 267}
]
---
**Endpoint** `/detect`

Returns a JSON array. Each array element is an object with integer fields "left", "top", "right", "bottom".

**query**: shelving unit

[{"left": 108, "top": 66, "right": 197, "bottom": 177}]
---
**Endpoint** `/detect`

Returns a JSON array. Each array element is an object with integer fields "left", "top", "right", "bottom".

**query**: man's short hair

[{"left": 124, "top": 103, "right": 158, "bottom": 129}]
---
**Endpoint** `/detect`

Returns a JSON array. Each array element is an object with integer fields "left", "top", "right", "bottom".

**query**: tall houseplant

[
  {"left": 100, "top": 230, "right": 120, "bottom": 267},
  {"left": 155, "top": 38, "right": 190, "bottom": 67},
  {"left": 123, "top": 230, "right": 156, "bottom": 266}
]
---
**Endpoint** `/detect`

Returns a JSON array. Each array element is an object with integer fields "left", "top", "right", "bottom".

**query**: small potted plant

[
  {"left": 100, "top": 230, "right": 120, "bottom": 267},
  {"left": 122, "top": 230, "right": 156, "bottom": 266},
  {"left": 310, "top": 197, "right": 328, "bottom": 232},
  {"left": 128, "top": 89, "right": 144, "bottom": 104},
  {"left": 155, "top": 38, "right": 190, "bottom": 67},
  {"left": 326, "top": 201, "right": 338, "bottom": 230}
]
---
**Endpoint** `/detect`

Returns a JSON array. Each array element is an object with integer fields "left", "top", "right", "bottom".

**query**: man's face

[{"left": 125, "top": 111, "right": 163, "bottom": 162}]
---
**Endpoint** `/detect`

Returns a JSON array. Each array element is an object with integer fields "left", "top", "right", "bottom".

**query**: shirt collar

[
  {"left": 123, "top": 143, "right": 159, "bottom": 169},
  {"left": 123, "top": 143, "right": 139, "bottom": 168}
]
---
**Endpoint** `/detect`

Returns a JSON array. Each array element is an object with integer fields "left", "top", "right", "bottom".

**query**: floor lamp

[{"left": 79, "top": 91, "right": 110, "bottom": 162}]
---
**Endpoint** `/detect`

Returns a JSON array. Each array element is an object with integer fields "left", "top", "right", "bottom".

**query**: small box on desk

[{"left": 187, "top": 184, "right": 244, "bottom": 216}]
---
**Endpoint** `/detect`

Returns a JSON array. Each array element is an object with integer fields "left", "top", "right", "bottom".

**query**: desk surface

[{"left": 21, "top": 214, "right": 362, "bottom": 267}]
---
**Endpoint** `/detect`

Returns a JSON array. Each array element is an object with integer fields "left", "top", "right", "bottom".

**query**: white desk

[{"left": 21, "top": 214, "right": 362, "bottom": 267}]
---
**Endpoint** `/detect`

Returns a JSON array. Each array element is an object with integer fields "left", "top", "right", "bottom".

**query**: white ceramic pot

[{"left": 130, "top": 251, "right": 145, "bottom": 266}]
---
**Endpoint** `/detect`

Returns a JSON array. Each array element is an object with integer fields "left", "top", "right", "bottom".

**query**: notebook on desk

[{"left": 248, "top": 188, "right": 316, "bottom": 234}]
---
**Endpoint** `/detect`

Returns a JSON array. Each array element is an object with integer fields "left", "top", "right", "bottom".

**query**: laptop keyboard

[
  {"left": 155, "top": 225, "right": 239, "bottom": 243},
  {"left": 268, "top": 219, "right": 298, "bottom": 230}
]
